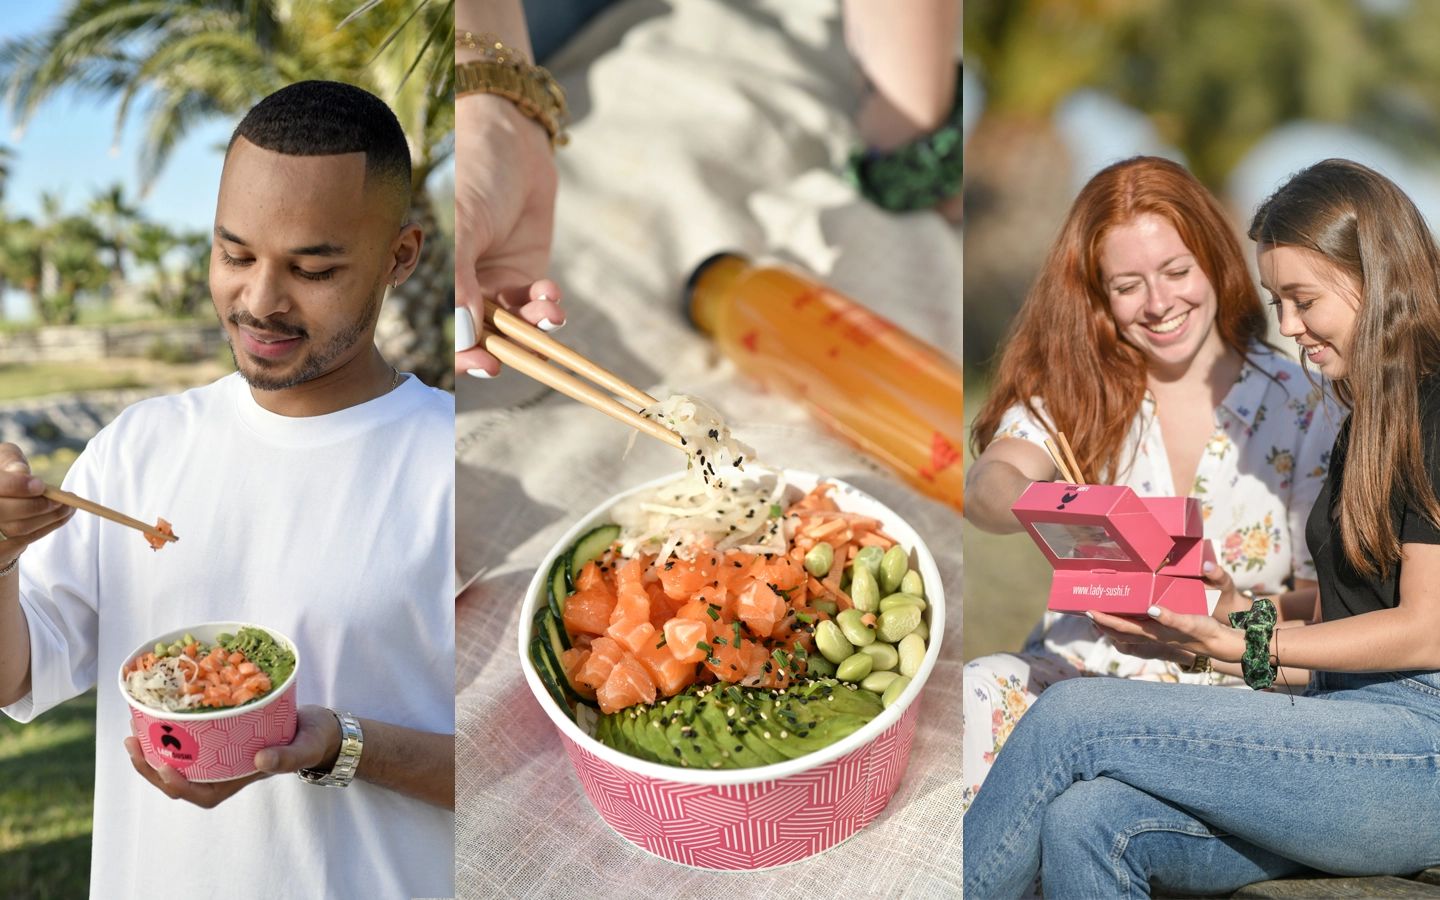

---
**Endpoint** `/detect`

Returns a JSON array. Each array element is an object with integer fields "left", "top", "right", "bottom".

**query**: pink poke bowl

[
  {"left": 119, "top": 621, "right": 300, "bottom": 782},
  {"left": 519, "top": 470, "right": 944, "bottom": 870}
]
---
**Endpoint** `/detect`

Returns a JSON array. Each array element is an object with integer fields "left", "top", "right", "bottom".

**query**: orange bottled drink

[{"left": 686, "top": 253, "right": 963, "bottom": 511}]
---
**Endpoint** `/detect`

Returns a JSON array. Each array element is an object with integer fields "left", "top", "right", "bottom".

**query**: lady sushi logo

[
  {"left": 1057, "top": 491, "right": 1079, "bottom": 510},
  {"left": 148, "top": 721, "right": 199, "bottom": 767}
]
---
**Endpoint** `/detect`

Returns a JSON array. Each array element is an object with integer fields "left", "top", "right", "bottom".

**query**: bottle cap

[{"left": 683, "top": 252, "right": 748, "bottom": 334}]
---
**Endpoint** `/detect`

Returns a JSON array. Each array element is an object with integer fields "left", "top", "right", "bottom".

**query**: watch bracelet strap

[
  {"left": 456, "top": 59, "right": 569, "bottom": 150},
  {"left": 298, "top": 709, "right": 362, "bottom": 786}
]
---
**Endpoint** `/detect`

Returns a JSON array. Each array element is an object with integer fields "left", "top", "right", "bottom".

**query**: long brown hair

[
  {"left": 972, "top": 156, "right": 1268, "bottom": 482},
  {"left": 1249, "top": 159, "right": 1440, "bottom": 577}
]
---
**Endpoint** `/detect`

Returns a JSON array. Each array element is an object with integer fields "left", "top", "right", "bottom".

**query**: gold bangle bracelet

[{"left": 455, "top": 31, "right": 569, "bottom": 150}]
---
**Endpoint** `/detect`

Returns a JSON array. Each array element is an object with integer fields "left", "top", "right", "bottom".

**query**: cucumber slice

[
  {"left": 530, "top": 636, "right": 575, "bottom": 721},
  {"left": 533, "top": 607, "right": 597, "bottom": 708},
  {"left": 566, "top": 524, "right": 621, "bottom": 591},
  {"left": 546, "top": 554, "right": 569, "bottom": 619},
  {"left": 536, "top": 587, "right": 572, "bottom": 652}
]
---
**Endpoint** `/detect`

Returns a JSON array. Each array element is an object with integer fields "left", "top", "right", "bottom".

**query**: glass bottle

[{"left": 686, "top": 253, "right": 963, "bottom": 512}]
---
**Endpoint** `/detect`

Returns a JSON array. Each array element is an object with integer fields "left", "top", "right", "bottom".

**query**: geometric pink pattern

[
  {"left": 561, "top": 696, "right": 922, "bottom": 870},
  {"left": 129, "top": 679, "right": 298, "bottom": 782}
]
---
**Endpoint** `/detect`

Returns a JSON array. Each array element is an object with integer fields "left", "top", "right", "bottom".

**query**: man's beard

[{"left": 225, "top": 273, "right": 385, "bottom": 392}]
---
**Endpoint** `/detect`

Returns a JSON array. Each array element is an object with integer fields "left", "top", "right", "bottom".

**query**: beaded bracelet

[{"left": 1229, "top": 596, "right": 1278, "bottom": 690}]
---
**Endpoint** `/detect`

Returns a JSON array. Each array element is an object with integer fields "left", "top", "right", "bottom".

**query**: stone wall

[
  {"left": 0, "top": 321, "right": 225, "bottom": 363},
  {"left": 0, "top": 388, "right": 166, "bottom": 458}
]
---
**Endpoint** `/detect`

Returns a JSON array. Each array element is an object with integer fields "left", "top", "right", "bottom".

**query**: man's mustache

[{"left": 227, "top": 311, "right": 307, "bottom": 339}]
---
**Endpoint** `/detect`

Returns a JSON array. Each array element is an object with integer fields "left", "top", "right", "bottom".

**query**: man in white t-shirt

[{"left": 0, "top": 82, "right": 454, "bottom": 899}]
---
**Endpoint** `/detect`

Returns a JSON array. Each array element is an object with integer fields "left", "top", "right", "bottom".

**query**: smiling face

[
  {"left": 1098, "top": 214, "right": 1223, "bottom": 376},
  {"left": 211, "top": 137, "right": 406, "bottom": 394},
  {"left": 1257, "top": 243, "right": 1361, "bottom": 379}
]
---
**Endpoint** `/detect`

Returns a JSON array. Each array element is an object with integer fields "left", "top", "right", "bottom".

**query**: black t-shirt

[{"left": 1307, "top": 374, "right": 1440, "bottom": 621}]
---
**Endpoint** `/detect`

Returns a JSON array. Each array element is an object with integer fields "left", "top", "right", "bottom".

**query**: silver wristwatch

[{"left": 298, "top": 709, "right": 362, "bottom": 787}]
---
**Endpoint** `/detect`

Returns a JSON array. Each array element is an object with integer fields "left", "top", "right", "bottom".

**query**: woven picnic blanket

[{"left": 454, "top": 1, "right": 963, "bottom": 896}]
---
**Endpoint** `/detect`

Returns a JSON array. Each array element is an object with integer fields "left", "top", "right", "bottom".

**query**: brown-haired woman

[
  {"left": 965, "top": 158, "right": 1440, "bottom": 898},
  {"left": 961, "top": 156, "right": 1338, "bottom": 810}
]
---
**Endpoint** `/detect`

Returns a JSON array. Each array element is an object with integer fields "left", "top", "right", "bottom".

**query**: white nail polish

[
  {"left": 1147, "top": 605, "right": 1163, "bottom": 617},
  {"left": 466, "top": 368, "right": 494, "bottom": 379},
  {"left": 1084, "top": 611, "right": 1095, "bottom": 621},
  {"left": 537, "top": 317, "right": 561, "bottom": 333},
  {"left": 1203, "top": 561, "right": 1215, "bottom": 573},
  {"left": 455, "top": 307, "right": 476, "bottom": 352}
]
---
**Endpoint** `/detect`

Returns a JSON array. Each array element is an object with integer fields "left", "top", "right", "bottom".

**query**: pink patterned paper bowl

[
  {"left": 519, "top": 470, "right": 944, "bottom": 870},
  {"left": 118, "top": 621, "right": 300, "bottom": 783}
]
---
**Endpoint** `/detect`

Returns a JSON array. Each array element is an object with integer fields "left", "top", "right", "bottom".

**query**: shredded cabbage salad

[
  {"left": 126, "top": 656, "right": 204, "bottom": 712},
  {"left": 617, "top": 394, "right": 794, "bottom": 561}
]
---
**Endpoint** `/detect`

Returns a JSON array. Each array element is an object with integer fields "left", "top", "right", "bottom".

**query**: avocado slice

[{"left": 693, "top": 692, "right": 767, "bottom": 768}]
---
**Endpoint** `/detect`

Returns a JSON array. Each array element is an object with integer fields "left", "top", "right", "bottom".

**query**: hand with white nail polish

[
  {"left": 454, "top": 88, "right": 566, "bottom": 378},
  {"left": 1089, "top": 603, "right": 1247, "bottom": 665}
]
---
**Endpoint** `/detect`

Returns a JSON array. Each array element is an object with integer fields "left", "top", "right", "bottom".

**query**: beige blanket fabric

[{"left": 455, "top": 1, "right": 963, "bottom": 896}]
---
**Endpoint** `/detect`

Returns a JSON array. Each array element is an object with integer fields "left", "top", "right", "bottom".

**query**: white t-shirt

[{"left": 3, "top": 373, "right": 455, "bottom": 900}]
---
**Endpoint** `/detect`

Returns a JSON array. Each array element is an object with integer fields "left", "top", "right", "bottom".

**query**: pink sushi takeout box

[{"left": 1011, "top": 482, "right": 1220, "bottom": 616}]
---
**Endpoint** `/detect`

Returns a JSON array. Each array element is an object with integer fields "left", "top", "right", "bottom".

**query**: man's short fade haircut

[{"left": 230, "top": 80, "right": 412, "bottom": 222}]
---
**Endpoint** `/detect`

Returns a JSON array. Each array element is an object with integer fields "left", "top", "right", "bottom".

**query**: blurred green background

[{"left": 963, "top": 0, "right": 1440, "bottom": 661}]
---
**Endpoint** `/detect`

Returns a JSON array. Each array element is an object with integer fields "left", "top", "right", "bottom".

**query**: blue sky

[{"left": 0, "top": 5, "right": 232, "bottom": 237}]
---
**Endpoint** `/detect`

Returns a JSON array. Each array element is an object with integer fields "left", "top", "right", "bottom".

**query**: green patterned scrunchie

[
  {"left": 1229, "top": 596, "right": 1278, "bottom": 690},
  {"left": 846, "top": 68, "right": 964, "bottom": 212}
]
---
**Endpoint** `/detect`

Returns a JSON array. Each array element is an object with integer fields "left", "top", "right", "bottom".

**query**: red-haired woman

[{"left": 961, "top": 156, "right": 1338, "bottom": 808}]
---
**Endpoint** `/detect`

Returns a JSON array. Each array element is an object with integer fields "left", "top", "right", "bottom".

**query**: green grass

[
  {"left": 0, "top": 689, "right": 96, "bottom": 900},
  {"left": 0, "top": 364, "right": 146, "bottom": 402},
  {"left": 963, "top": 372, "right": 1055, "bottom": 662}
]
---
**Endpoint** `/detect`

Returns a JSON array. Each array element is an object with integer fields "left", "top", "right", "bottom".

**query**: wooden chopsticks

[
  {"left": 480, "top": 301, "right": 685, "bottom": 452},
  {"left": 42, "top": 484, "right": 177, "bottom": 544},
  {"left": 1045, "top": 432, "right": 1087, "bottom": 485}
]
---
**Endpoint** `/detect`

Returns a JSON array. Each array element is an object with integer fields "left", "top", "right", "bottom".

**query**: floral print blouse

[{"left": 993, "top": 344, "right": 1341, "bottom": 678}]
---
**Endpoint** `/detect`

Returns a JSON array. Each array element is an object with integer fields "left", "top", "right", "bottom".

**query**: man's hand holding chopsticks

[{"left": 0, "top": 443, "right": 75, "bottom": 568}]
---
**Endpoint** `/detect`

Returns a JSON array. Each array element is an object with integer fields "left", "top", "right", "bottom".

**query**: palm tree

[
  {"left": 0, "top": 0, "right": 454, "bottom": 384},
  {"left": 87, "top": 183, "right": 141, "bottom": 290}
]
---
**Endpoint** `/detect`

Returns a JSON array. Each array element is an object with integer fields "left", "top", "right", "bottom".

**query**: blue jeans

[{"left": 963, "top": 672, "right": 1440, "bottom": 899}]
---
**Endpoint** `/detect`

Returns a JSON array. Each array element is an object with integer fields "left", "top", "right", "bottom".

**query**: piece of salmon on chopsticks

[{"left": 42, "top": 485, "right": 178, "bottom": 549}]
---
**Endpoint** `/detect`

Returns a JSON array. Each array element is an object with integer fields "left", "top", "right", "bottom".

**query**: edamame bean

[
  {"left": 900, "top": 569, "right": 924, "bottom": 597},
  {"left": 879, "top": 545, "right": 909, "bottom": 594},
  {"left": 813, "top": 599, "right": 839, "bottom": 617},
  {"left": 911, "top": 619, "right": 929, "bottom": 642},
  {"left": 849, "top": 564, "right": 880, "bottom": 613},
  {"left": 815, "top": 620, "right": 855, "bottom": 664},
  {"left": 853, "top": 545, "right": 883, "bottom": 580},
  {"left": 881, "top": 675, "right": 912, "bottom": 708},
  {"left": 183, "top": 633, "right": 196, "bottom": 645},
  {"left": 806, "top": 653, "right": 838, "bottom": 678},
  {"left": 215, "top": 632, "right": 234, "bottom": 645},
  {"left": 898, "top": 633, "right": 926, "bottom": 678},
  {"left": 862, "top": 670, "right": 901, "bottom": 693},
  {"left": 859, "top": 641, "right": 899, "bottom": 671},
  {"left": 836, "top": 608, "right": 876, "bottom": 647},
  {"left": 876, "top": 604, "right": 922, "bottom": 642},
  {"left": 805, "top": 541, "right": 835, "bottom": 578},
  {"left": 879, "top": 593, "right": 926, "bottom": 614},
  {"left": 153, "top": 643, "right": 167, "bottom": 657},
  {"left": 836, "top": 652, "right": 874, "bottom": 682}
]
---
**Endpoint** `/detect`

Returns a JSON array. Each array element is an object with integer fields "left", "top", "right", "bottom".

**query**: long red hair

[{"left": 971, "top": 156, "right": 1269, "bottom": 483}]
